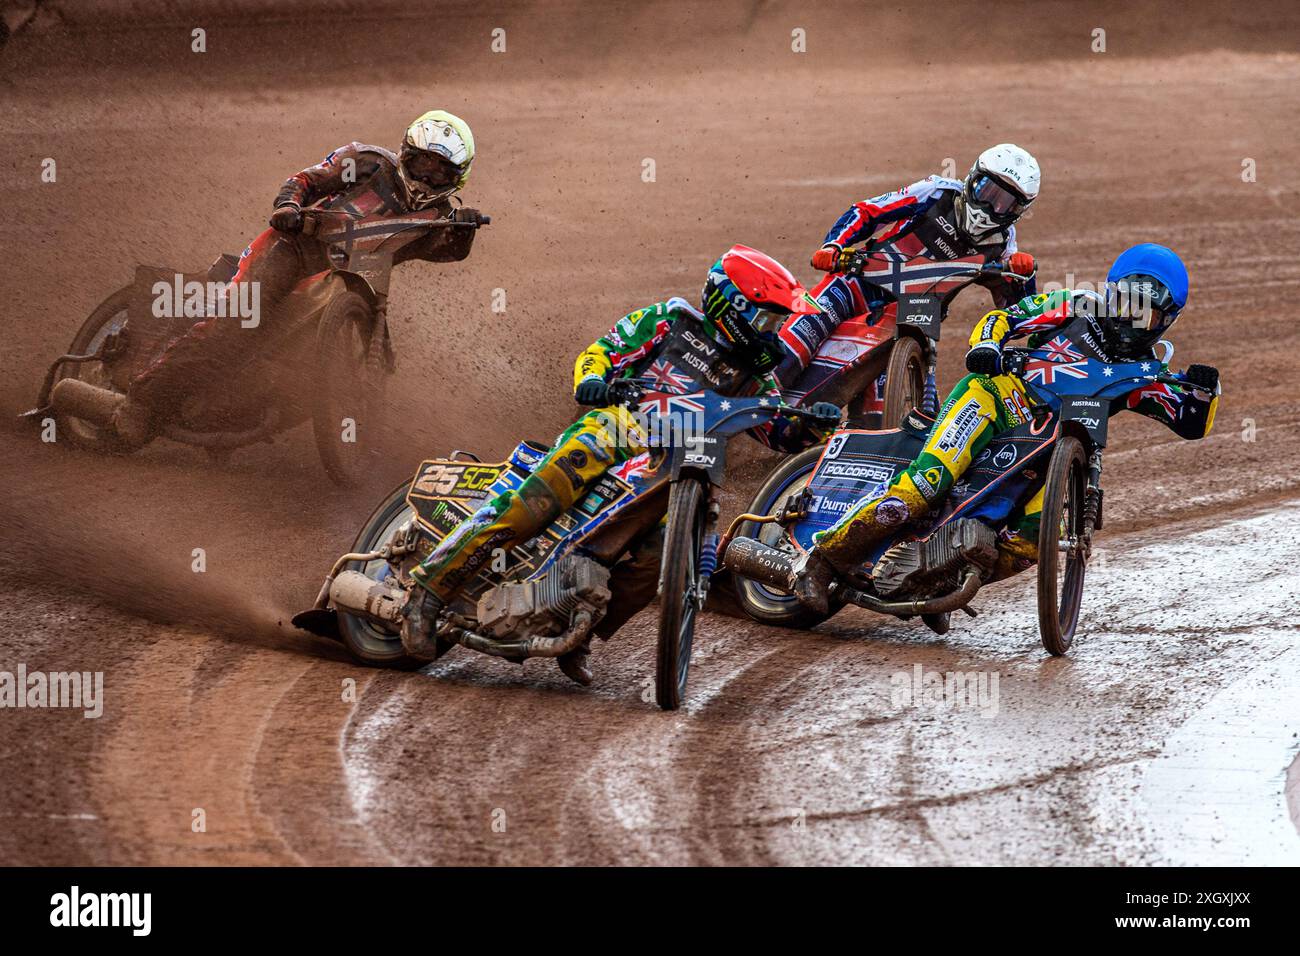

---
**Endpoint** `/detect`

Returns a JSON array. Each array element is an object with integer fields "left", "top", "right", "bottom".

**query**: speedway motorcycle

[
  {"left": 292, "top": 386, "right": 829, "bottom": 709},
  {"left": 723, "top": 335, "right": 1189, "bottom": 655},
  {"left": 783, "top": 248, "right": 1026, "bottom": 428},
  {"left": 23, "top": 207, "right": 489, "bottom": 485}
]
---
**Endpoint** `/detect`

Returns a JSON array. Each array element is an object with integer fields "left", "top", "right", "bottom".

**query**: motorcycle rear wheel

[
  {"left": 656, "top": 479, "right": 707, "bottom": 711},
  {"left": 1037, "top": 436, "right": 1088, "bottom": 655},
  {"left": 338, "top": 479, "right": 426, "bottom": 670},
  {"left": 732, "top": 444, "right": 845, "bottom": 629},
  {"left": 52, "top": 284, "right": 135, "bottom": 452},
  {"left": 313, "top": 291, "right": 389, "bottom": 487}
]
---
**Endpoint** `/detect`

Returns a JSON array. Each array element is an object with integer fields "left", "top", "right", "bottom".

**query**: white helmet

[
  {"left": 397, "top": 110, "right": 475, "bottom": 208},
  {"left": 955, "top": 143, "right": 1040, "bottom": 239}
]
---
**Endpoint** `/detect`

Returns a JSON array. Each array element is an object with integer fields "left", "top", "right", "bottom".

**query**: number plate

[
  {"left": 897, "top": 294, "right": 941, "bottom": 340},
  {"left": 1061, "top": 396, "right": 1109, "bottom": 446}
]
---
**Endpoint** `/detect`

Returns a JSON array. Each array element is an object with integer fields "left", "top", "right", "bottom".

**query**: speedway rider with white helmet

[
  {"left": 113, "top": 110, "right": 482, "bottom": 443},
  {"left": 799, "top": 144, "right": 1042, "bottom": 349}
]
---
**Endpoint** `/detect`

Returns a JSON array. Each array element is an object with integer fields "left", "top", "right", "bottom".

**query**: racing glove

[
  {"left": 811, "top": 244, "right": 842, "bottom": 272},
  {"left": 270, "top": 203, "right": 303, "bottom": 233},
  {"left": 1005, "top": 251, "right": 1036, "bottom": 281},
  {"left": 452, "top": 206, "right": 484, "bottom": 224},
  {"left": 1183, "top": 364, "right": 1220, "bottom": 391},
  {"left": 965, "top": 342, "right": 1004, "bottom": 376},
  {"left": 574, "top": 377, "right": 610, "bottom": 407}
]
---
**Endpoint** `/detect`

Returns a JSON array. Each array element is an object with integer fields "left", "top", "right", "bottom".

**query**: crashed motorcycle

[
  {"left": 723, "top": 335, "right": 1189, "bottom": 655},
  {"left": 23, "top": 207, "right": 489, "bottom": 485},
  {"left": 293, "top": 387, "right": 828, "bottom": 709}
]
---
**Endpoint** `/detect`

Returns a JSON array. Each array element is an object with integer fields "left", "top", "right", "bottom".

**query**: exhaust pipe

[
  {"left": 723, "top": 536, "right": 795, "bottom": 590},
  {"left": 49, "top": 378, "right": 126, "bottom": 425},
  {"left": 329, "top": 570, "right": 405, "bottom": 628}
]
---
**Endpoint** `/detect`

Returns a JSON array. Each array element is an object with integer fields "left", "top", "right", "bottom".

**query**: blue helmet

[{"left": 1104, "top": 243, "right": 1189, "bottom": 354}]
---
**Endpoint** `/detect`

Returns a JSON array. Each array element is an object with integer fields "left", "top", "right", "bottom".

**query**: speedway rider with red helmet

[
  {"left": 113, "top": 110, "right": 482, "bottom": 443},
  {"left": 784, "top": 145, "right": 1042, "bottom": 369},
  {"left": 401, "top": 246, "right": 844, "bottom": 685}
]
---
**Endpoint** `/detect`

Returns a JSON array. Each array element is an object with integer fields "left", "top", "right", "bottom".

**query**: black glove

[
  {"left": 574, "top": 378, "right": 609, "bottom": 407},
  {"left": 809, "top": 402, "right": 842, "bottom": 428},
  {"left": 1184, "top": 364, "right": 1219, "bottom": 391},
  {"left": 452, "top": 206, "right": 484, "bottom": 224},
  {"left": 269, "top": 204, "right": 303, "bottom": 233},
  {"left": 965, "top": 342, "right": 1003, "bottom": 376}
]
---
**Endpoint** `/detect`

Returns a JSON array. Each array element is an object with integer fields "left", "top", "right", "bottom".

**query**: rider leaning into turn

[
  {"left": 402, "top": 246, "right": 842, "bottom": 685},
  {"left": 794, "top": 243, "right": 1222, "bottom": 613},
  {"left": 113, "top": 110, "right": 481, "bottom": 442},
  {"left": 783, "top": 145, "right": 1041, "bottom": 373}
]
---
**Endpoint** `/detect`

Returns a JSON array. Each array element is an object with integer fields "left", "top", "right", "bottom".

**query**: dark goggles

[
  {"left": 1112, "top": 274, "right": 1178, "bottom": 330},
  {"left": 402, "top": 147, "right": 462, "bottom": 187},
  {"left": 969, "top": 174, "right": 1032, "bottom": 218}
]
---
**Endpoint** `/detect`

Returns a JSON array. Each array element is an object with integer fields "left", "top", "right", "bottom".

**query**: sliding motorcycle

[
  {"left": 723, "top": 336, "right": 1190, "bottom": 655},
  {"left": 23, "top": 206, "right": 489, "bottom": 485},
  {"left": 292, "top": 387, "right": 830, "bottom": 709}
]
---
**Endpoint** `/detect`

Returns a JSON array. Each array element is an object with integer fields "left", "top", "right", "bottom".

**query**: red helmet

[{"left": 701, "top": 245, "right": 820, "bottom": 354}]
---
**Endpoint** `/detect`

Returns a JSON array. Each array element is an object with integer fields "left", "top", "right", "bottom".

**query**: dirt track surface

[{"left": 2, "top": 2, "right": 1299, "bottom": 865}]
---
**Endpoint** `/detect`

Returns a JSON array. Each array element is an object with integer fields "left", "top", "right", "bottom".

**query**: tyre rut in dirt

[
  {"left": 338, "top": 479, "right": 425, "bottom": 670},
  {"left": 52, "top": 285, "right": 134, "bottom": 452},
  {"left": 1037, "top": 435, "right": 1087, "bottom": 655},
  {"left": 732, "top": 443, "right": 844, "bottom": 628},
  {"left": 313, "top": 291, "right": 388, "bottom": 487},
  {"left": 880, "top": 335, "right": 926, "bottom": 429},
  {"left": 656, "top": 478, "right": 706, "bottom": 710}
]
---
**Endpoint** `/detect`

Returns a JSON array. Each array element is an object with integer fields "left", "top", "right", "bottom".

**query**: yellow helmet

[{"left": 398, "top": 110, "right": 475, "bottom": 207}]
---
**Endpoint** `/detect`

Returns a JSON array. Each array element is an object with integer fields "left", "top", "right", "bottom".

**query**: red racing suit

[{"left": 130, "top": 142, "right": 477, "bottom": 409}]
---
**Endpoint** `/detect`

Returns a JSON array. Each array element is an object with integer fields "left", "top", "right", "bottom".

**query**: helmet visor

[
  {"left": 970, "top": 174, "right": 1032, "bottom": 218},
  {"left": 1110, "top": 275, "right": 1178, "bottom": 349}
]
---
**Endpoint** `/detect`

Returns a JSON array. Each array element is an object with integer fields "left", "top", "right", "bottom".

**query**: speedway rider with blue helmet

[{"left": 794, "top": 243, "right": 1222, "bottom": 613}]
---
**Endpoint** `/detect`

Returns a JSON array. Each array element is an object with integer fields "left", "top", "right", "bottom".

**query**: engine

[
  {"left": 475, "top": 555, "right": 612, "bottom": 638},
  {"left": 872, "top": 519, "right": 998, "bottom": 598}
]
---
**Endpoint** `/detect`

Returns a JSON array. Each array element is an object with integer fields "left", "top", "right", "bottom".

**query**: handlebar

[
  {"left": 838, "top": 248, "right": 1032, "bottom": 285},
  {"left": 298, "top": 208, "right": 490, "bottom": 238}
]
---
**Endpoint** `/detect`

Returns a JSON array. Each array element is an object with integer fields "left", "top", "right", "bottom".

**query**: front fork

[
  {"left": 696, "top": 489, "right": 723, "bottom": 609},
  {"left": 921, "top": 338, "right": 940, "bottom": 418},
  {"left": 1080, "top": 449, "right": 1104, "bottom": 563}
]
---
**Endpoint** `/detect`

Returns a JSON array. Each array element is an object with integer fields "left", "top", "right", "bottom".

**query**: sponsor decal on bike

[
  {"left": 410, "top": 461, "right": 506, "bottom": 501},
  {"left": 992, "top": 444, "right": 1019, "bottom": 469},
  {"left": 824, "top": 432, "right": 849, "bottom": 460},
  {"left": 819, "top": 460, "right": 894, "bottom": 483}
]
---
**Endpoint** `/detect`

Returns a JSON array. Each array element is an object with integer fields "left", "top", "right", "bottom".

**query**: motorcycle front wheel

[
  {"left": 655, "top": 478, "right": 708, "bottom": 711},
  {"left": 313, "top": 291, "right": 389, "bottom": 487},
  {"left": 1036, "top": 436, "right": 1088, "bottom": 655}
]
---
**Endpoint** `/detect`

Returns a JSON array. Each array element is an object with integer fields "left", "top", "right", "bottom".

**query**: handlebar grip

[
  {"left": 477, "top": 214, "right": 491, "bottom": 226},
  {"left": 299, "top": 215, "right": 318, "bottom": 238}
]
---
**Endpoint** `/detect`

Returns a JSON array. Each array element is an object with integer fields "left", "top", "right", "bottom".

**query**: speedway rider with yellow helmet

[{"left": 114, "top": 110, "right": 482, "bottom": 442}]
